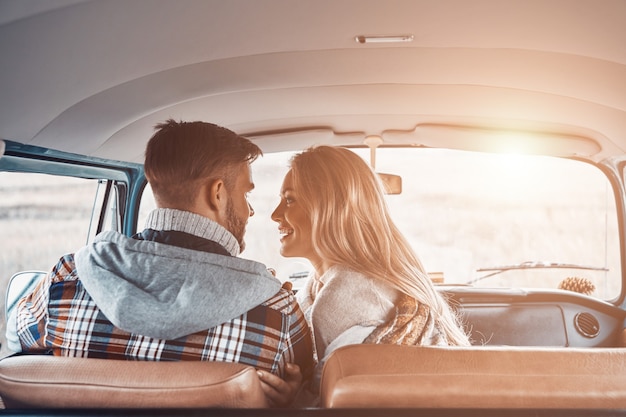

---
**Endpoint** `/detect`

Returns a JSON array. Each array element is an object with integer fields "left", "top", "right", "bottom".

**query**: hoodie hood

[{"left": 75, "top": 231, "right": 281, "bottom": 340}]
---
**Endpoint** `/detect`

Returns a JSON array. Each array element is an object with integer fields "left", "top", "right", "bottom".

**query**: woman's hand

[{"left": 257, "top": 363, "right": 303, "bottom": 407}]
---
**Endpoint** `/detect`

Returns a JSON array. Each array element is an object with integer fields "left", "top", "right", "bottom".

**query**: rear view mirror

[
  {"left": 364, "top": 136, "right": 402, "bottom": 195},
  {"left": 378, "top": 173, "right": 402, "bottom": 195},
  {"left": 6, "top": 271, "right": 45, "bottom": 319}
]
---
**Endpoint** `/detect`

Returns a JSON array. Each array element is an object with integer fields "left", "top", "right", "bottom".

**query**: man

[{"left": 9, "top": 120, "right": 313, "bottom": 405}]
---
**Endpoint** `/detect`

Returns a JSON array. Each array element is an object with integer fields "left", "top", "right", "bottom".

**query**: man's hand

[{"left": 257, "top": 363, "right": 303, "bottom": 407}]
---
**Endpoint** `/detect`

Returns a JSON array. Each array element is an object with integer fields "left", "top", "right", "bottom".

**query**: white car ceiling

[{"left": 1, "top": 0, "right": 625, "bottom": 163}]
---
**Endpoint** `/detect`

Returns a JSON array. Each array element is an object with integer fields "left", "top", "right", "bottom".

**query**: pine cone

[{"left": 558, "top": 276, "right": 596, "bottom": 296}]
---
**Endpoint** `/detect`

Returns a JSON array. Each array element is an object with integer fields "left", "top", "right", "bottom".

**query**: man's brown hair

[{"left": 144, "top": 119, "right": 262, "bottom": 207}]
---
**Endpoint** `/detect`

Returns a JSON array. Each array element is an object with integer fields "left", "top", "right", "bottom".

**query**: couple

[{"left": 9, "top": 120, "right": 469, "bottom": 407}]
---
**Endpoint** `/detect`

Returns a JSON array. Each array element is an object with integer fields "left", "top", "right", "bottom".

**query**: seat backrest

[
  {"left": 320, "top": 344, "right": 626, "bottom": 409},
  {"left": 0, "top": 355, "right": 268, "bottom": 409}
]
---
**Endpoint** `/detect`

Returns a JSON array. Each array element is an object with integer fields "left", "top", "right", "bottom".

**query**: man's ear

[{"left": 207, "top": 178, "right": 227, "bottom": 211}]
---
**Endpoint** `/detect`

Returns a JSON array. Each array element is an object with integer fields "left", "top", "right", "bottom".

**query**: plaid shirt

[{"left": 16, "top": 254, "right": 314, "bottom": 378}]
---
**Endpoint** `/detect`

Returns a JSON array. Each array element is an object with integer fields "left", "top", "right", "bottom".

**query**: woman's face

[{"left": 271, "top": 170, "right": 320, "bottom": 266}]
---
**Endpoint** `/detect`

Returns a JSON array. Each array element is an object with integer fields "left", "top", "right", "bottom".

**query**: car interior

[{"left": 1, "top": 0, "right": 626, "bottom": 415}]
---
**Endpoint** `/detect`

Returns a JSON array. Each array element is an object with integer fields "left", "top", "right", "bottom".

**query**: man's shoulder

[
  {"left": 259, "top": 288, "right": 299, "bottom": 315},
  {"left": 49, "top": 253, "right": 80, "bottom": 283}
]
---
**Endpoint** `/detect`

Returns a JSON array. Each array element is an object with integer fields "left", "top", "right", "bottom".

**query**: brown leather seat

[
  {"left": 321, "top": 344, "right": 626, "bottom": 409},
  {"left": 0, "top": 355, "right": 268, "bottom": 409}
]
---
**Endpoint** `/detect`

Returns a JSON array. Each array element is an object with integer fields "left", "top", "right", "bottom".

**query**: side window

[
  {"left": 0, "top": 172, "right": 102, "bottom": 275},
  {"left": 0, "top": 172, "right": 122, "bottom": 357}
]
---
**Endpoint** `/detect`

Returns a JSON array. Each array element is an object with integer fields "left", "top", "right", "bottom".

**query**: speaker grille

[{"left": 574, "top": 312, "right": 600, "bottom": 338}]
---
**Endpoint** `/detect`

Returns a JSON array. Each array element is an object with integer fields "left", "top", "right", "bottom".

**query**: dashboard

[{"left": 441, "top": 286, "right": 626, "bottom": 347}]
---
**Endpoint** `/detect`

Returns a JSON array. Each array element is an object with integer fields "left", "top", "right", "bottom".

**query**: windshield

[{"left": 140, "top": 147, "right": 621, "bottom": 300}]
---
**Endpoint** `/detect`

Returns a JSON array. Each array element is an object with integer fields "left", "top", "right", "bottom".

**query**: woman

[{"left": 259, "top": 145, "right": 469, "bottom": 405}]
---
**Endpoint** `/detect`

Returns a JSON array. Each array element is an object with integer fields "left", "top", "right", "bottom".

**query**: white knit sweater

[{"left": 297, "top": 265, "right": 401, "bottom": 389}]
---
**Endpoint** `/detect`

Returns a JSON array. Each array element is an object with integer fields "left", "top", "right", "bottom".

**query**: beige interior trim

[
  {"left": 321, "top": 344, "right": 626, "bottom": 409},
  {"left": 0, "top": 355, "right": 268, "bottom": 409}
]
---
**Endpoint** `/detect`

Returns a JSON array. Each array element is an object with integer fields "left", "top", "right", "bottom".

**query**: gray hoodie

[{"left": 74, "top": 210, "right": 281, "bottom": 340}]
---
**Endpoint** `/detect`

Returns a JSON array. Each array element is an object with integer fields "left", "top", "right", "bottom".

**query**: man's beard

[{"left": 226, "top": 198, "right": 246, "bottom": 253}]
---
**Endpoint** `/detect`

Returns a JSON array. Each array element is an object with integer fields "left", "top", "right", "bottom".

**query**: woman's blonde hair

[{"left": 289, "top": 145, "right": 469, "bottom": 346}]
